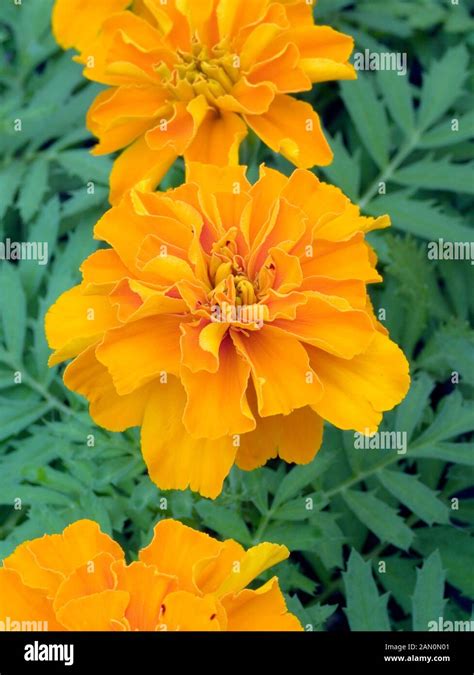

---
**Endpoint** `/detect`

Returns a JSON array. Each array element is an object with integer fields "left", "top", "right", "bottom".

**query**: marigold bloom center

[{"left": 161, "top": 39, "right": 239, "bottom": 105}]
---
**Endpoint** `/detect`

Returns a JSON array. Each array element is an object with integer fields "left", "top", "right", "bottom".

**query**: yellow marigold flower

[
  {"left": 45, "top": 163, "right": 410, "bottom": 498},
  {"left": 0, "top": 519, "right": 301, "bottom": 631},
  {"left": 52, "top": 0, "right": 356, "bottom": 203}
]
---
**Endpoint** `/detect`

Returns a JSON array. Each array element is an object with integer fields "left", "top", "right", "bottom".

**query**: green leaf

[
  {"left": 340, "top": 74, "right": 390, "bottom": 169},
  {"left": 0, "top": 263, "right": 27, "bottom": 360},
  {"left": 418, "top": 45, "right": 469, "bottom": 130},
  {"left": 56, "top": 149, "right": 112, "bottom": 185},
  {"left": 412, "top": 551, "right": 446, "bottom": 631},
  {"left": 195, "top": 501, "right": 252, "bottom": 545},
  {"left": 0, "top": 161, "right": 25, "bottom": 218},
  {"left": 395, "top": 373, "right": 434, "bottom": 442},
  {"left": 414, "top": 526, "right": 474, "bottom": 598},
  {"left": 420, "top": 111, "right": 474, "bottom": 148},
  {"left": 376, "top": 68, "right": 414, "bottom": 133},
  {"left": 342, "top": 489, "right": 413, "bottom": 550},
  {"left": 417, "top": 321, "right": 474, "bottom": 387},
  {"left": 410, "top": 442, "right": 474, "bottom": 466},
  {"left": 415, "top": 391, "right": 474, "bottom": 446},
  {"left": 264, "top": 522, "right": 321, "bottom": 552},
  {"left": 320, "top": 132, "right": 361, "bottom": 201},
  {"left": 0, "top": 397, "right": 52, "bottom": 441},
  {"left": 18, "top": 157, "right": 50, "bottom": 221},
  {"left": 378, "top": 469, "right": 449, "bottom": 525},
  {"left": 343, "top": 549, "right": 391, "bottom": 631},
  {"left": 272, "top": 452, "right": 330, "bottom": 508},
  {"left": 367, "top": 192, "right": 473, "bottom": 241},
  {"left": 392, "top": 158, "right": 474, "bottom": 195}
]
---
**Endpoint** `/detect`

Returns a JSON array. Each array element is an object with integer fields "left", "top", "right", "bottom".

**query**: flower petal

[
  {"left": 141, "top": 378, "right": 237, "bottom": 497},
  {"left": 223, "top": 577, "right": 303, "bottom": 631},
  {"left": 64, "top": 346, "right": 152, "bottom": 431},
  {"left": 160, "top": 591, "right": 223, "bottom": 631},
  {"left": 215, "top": 543, "right": 288, "bottom": 597},
  {"left": 245, "top": 95, "right": 333, "bottom": 168},
  {"left": 52, "top": 0, "right": 131, "bottom": 52},
  {"left": 56, "top": 590, "right": 129, "bottom": 631},
  {"left": 182, "top": 335, "right": 255, "bottom": 439},
  {"left": 0, "top": 568, "right": 63, "bottom": 630},
  {"left": 309, "top": 332, "right": 410, "bottom": 433},
  {"left": 231, "top": 326, "right": 323, "bottom": 417},
  {"left": 185, "top": 110, "right": 248, "bottom": 166}
]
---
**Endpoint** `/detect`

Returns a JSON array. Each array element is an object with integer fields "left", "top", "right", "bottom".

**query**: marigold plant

[
  {"left": 52, "top": 0, "right": 356, "bottom": 203},
  {"left": 46, "top": 163, "right": 410, "bottom": 498},
  {"left": 0, "top": 519, "right": 301, "bottom": 631}
]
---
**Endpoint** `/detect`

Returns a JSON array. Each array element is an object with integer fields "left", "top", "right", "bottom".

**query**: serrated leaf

[
  {"left": 410, "top": 442, "right": 474, "bottom": 466},
  {"left": 340, "top": 74, "right": 390, "bottom": 168},
  {"left": 342, "top": 489, "right": 413, "bottom": 550},
  {"left": 420, "top": 111, "right": 474, "bottom": 148},
  {"left": 320, "top": 132, "right": 361, "bottom": 201},
  {"left": 367, "top": 192, "right": 473, "bottom": 241},
  {"left": 264, "top": 522, "right": 321, "bottom": 552},
  {"left": 412, "top": 551, "right": 446, "bottom": 630},
  {"left": 0, "top": 263, "right": 27, "bottom": 360},
  {"left": 343, "top": 549, "right": 391, "bottom": 631},
  {"left": 56, "top": 149, "right": 112, "bottom": 185},
  {"left": 414, "top": 391, "right": 474, "bottom": 446},
  {"left": 18, "top": 157, "right": 50, "bottom": 221},
  {"left": 378, "top": 469, "right": 449, "bottom": 525},
  {"left": 273, "top": 451, "right": 331, "bottom": 508},
  {"left": 394, "top": 373, "right": 434, "bottom": 442},
  {"left": 414, "top": 526, "right": 474, "bottom": 598},
  {"left": 418, "top": 45, "right": 469, "bottom": 130},
  {"left": 195, "top": 501, "right": 251, "bottom": 545},
  {"left": 392, "top": 158, "right": 474, "bottom": 195},
  {"left": 376, "top": 68, "right": 414, "bottom": 133}
]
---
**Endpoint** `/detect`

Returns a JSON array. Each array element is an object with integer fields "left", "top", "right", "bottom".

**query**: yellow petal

[
  {"left": 185, "top": 110, "right": 248, "bottom": 166},
  {"left": 53, "top": 552, "right": 117, "bottom": 611},
  {"left": 215, "top": 543, "right": 289, "bottom": 597}
]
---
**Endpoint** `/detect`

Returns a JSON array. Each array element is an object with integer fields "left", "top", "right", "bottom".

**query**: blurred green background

[{"left": 0, "top": 0, "right": 473, "bottom": 631}]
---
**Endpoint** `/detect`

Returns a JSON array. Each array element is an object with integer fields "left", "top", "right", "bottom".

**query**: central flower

[
  {"left": 46, "top": 163, "right": 410, "bottom": 499},
  {"left": 52, "top": 0, "right": 357, "bottom": 203}
]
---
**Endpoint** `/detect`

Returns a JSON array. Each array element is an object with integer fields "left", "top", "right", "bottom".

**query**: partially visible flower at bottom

[{"left": 0, "top": 519, "right": 301, "bottom": 631}]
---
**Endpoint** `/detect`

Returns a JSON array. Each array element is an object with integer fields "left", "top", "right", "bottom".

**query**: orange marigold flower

[
  {"left": 45, "top": 163, "right": 410, "bottom": 498},
  {"left": 0, "top": 519, "right": 301, "bottom": 631},
  {"left": 52, "top": 0, "right": 356, "bottom": 203}
]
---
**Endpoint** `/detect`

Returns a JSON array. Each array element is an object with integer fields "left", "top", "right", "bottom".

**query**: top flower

[{"left": 52, "top": 0, "right": 356, "bottom": 203}]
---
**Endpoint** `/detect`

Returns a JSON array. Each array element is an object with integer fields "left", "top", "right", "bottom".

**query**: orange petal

[
  {"left": 96, "top": 315, "right": 183, "bottom": 394},
  {"left": 0, "top": 568, "right": 63, "bottom": 630},
  {"left": 63, "top": 346, "right": 152, "bottom": 431},
  {"left": 80, "top": 249, "right": 131, "bottom": 291},
  {"left": 309, "top": 331, "right": 410, "bottom": 433},
  {"left": 52, "top": 0, "right": 131, "bottom": 52},
  {"left": 272, "top": 292, "right": 375, "bottom": 358},
  {"left": 301, "top": 234, "right": 382, "bottom": 283},
  {"left": 113, "top": 560, "right": 177, "bottom": 630},
  {"left": 231, "top": 326, "right": 323, "bottom": 417},
  {"left": 109, "top": 135, "right": 177, "bottom": 205},
  {"left": 245, "top": 95, "right": 333, "bottom": 168},
  {"left": 56, "top": 590, "right": 130, "bottom": 631},
  {"left": 45, "top": 285, "right": 119, "bottom": 366},
  {"left": 223, "top": 577, "right": 303, "bottom": 631},
  {"left": 160, "top": 591, "right": 223, "bottom": 631},
  {"left": 141, "top": 377, "right": 237, "bottom": 497},
  {"left": 185, "top": 110, "right": 248, "bottom": 166},
  {"left": 139, "top": 519, "right": 222, "bottom": 593},
  {"left": 182, "top": 335, "right": 255, "bottom": 439},
  {"left": 4, "top": 520, "right": 123, "bottom": 597},
  {"left": 53, "top": 552, "right": 117, "bottom": 611}
]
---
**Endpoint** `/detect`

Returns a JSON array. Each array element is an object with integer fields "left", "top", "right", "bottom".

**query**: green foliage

[{"left": 0, "top": 0, "right": 472, "bottom": 633}]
